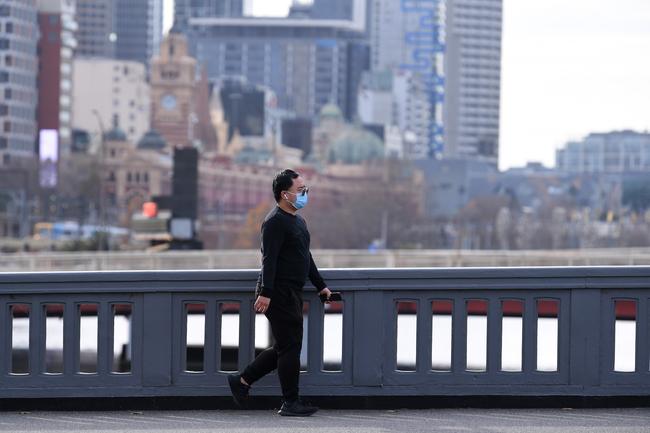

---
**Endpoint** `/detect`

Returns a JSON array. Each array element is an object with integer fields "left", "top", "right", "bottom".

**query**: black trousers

[{"left": 241, "top": 286, "right": 303, "bottom": 401}]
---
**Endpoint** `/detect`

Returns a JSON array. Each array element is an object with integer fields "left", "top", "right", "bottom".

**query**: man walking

[{"left": 228, "top": 169, "right": 332, "bottom": 416}]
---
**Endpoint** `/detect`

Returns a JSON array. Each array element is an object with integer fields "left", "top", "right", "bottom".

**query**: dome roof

[
  {"left": 328, "top": 126, "right": 385, "bottom": 165},
  {"left": 137, "top": 130, "right": 167, "bottom": 150},
  {"left": 103, "top": 114, "right": 128, "bottom": 142},
  {"left": 103, "top": 127, "right": 127, "bottom": 142},
  {"left": 319, "top": 103, "right": 343, "bottom": 121}
]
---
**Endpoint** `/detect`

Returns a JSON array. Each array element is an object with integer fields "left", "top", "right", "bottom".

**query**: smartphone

[{"left": 319, "top": 292, "right": 342, "bottom": 303}]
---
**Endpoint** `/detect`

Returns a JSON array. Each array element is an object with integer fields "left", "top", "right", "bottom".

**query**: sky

[{"left": 162, "top": 0, "right": 650, "bottom": 170}]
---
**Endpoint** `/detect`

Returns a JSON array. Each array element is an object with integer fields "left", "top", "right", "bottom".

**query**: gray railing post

[
  {"left": 352, "top": 289, "right": 384, "bottom": 387},
  {"left": 142, "top": 293, "right": 173, "bottom": 386},
  {"left": 238, "top": 299, "right": 255, "bottom": 372},
  {"left": 569, "top": 288, "right": 602, "bottom": 388},
  {"left": 29, "top": 301, "right": 42, "bottom": 375}
]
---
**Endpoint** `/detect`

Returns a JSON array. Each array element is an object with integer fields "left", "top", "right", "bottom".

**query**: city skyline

[{"left": 162, "top": 0, "right": 650, "bottom": 170}]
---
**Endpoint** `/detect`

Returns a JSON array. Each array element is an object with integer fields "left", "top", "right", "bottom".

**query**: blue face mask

[{"left": 286, "top": 190, "right": 309, "bottom": 210}]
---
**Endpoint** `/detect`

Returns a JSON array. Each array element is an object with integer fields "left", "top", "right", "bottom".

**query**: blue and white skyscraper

[
  {"left": 370, "top": 0, "right": 446, "bottom": 159},
  {"left": 370, "top": 0, "right": 502, "bottom": 163}
]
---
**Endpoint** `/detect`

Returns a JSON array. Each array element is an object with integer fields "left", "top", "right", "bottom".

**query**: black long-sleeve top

[{"left": 256, "top": 206, "right": 327, "bottom": 298}]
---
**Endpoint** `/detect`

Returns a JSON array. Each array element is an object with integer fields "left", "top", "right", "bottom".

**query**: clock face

[{"left": 161, "top": 94, "right": 177, "bottom": 111}]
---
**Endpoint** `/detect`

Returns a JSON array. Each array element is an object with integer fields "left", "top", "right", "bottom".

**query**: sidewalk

[{"left": 3, "top": 408, "right": 650, "bottom": 432}]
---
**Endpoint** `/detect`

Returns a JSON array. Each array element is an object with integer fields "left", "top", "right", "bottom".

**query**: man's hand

[
  {"left": 255, "top": 295, "right": 270, "bottom": 313},
  {"left": 319, "top": 287, "right": 332, "bottom": 303}
]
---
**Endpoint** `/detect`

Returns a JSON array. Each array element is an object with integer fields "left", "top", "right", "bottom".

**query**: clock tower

[{"left": 150, "top": 30, "right": 198, "bottom": 149}]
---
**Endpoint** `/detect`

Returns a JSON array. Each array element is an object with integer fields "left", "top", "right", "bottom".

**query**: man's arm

[
  {"left": 258, "top": 218, "right": 284, "bottom": 299},
  {"left": 308, "top": 252, "right": 328, "bottom": 292}
]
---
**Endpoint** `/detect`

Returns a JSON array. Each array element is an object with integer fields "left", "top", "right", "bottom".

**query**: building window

[
  {"left": 5, "top": 22, "right": 12, "bottom": 34},
  {"left": 144, "top": 172, "right": 149, "bottom": 183},
  {"left": 4, "top": 88, "right": 11, "bottom": 99},
  {"left": 127, "top": 172, "right": 132, "bottom": 182},
  {"left": 0, "top": 6, "right": 9, "bottom": 17},
  {"left": 135, "top": 172, "right": 140, "bottom": 182},
  {"left": 0, "top": 39, "right": 9, "bottom": 50},
  {"left": 49, "top": 15, "right": 59, "bottom": 25},
  {"left": 3, "top": 121, "right": 9, "bottom": 132}
]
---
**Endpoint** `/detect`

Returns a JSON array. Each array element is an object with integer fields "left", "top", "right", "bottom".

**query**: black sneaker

[
  {"left": 278, "top": 399, "right": 318, "bottom": 417},
  {"left": 227, "top": 374, "right": 250, "bottom": 409}
]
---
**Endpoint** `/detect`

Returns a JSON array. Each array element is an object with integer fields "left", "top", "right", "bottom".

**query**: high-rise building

[
  {"left": 368, "top": 0, "right": 445, "bottom": 158},
  {"left": 370, "top": 0, "right": 416, "bottom": 71},
  {"left": 72, "top": 59, "right": 150, "bottom": 146},
  {"left": 187, "top": 17, "right": 368, "bottom": 120},
  {"left": 444, "top": 0, "right": 502, "bottom": 165},
  {"left": 0, "top": 0, "right": 40, "bottom": 164},
  {"left": 357, "top": 69, "right": 432, "bottom": 160},
  {"left": 76, "top": 0, "right": 163, "bottom": 67},
  {"left": 173, "top": 0, "right": 244, "bottom": 34},
  {"left": 281, "top": 118, "right": 312, "bottom": 156},
  {"left": 357, "top": 70, "right": 394, "bottom": 126},
  {"left": 369, "top": 0, "right": 502, "bottom": 163},
  {"left": 75, "top": 0, "right": 115, "bottom": 58},
  {"left": 37, "top": 0, "right": 77, "bottom": 157},
  {"left": 115, "top": 0, "right": 163, "bottom": 68},
  {"left": 220, "top": 80, "right": 265, "bottom": 141}
]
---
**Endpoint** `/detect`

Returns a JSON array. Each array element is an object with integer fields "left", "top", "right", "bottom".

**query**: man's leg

[
  {"left": 272, "top": 317, "right": 317, "bottom": 416},
  {"left": 270, "top": 317, "right": 303, "bottom": 402},
  {"left": 230, "top": 317, "right": 300, "bottom": 407},
  {"left": 229, "top": 317, "right": 278, "bottom": 408},
  {"left": 240, "top": 345, "right": 278, "bottom": 386}
]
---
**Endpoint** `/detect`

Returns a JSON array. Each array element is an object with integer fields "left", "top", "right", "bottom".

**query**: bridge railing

[{"left": 0, "top": 267, "right": 648, "bottom": 398}]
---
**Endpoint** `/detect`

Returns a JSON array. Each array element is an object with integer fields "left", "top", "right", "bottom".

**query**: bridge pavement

[{"left": 2, "top": 408, "right": 650, "bottom": 432}]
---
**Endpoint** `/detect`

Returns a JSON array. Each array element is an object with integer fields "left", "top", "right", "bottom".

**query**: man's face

[{"left": 284, "top": 176, "right": 306, "bottom": 204}]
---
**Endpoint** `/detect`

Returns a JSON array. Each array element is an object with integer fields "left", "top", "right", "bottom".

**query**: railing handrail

[{"left": 1, "top": 266, "right": 650, "bottom": 292}]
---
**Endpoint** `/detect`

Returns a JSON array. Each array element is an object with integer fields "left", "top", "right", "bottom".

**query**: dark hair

[{"left": 273, "top": 169, "right": 299, "bottom": 203}]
